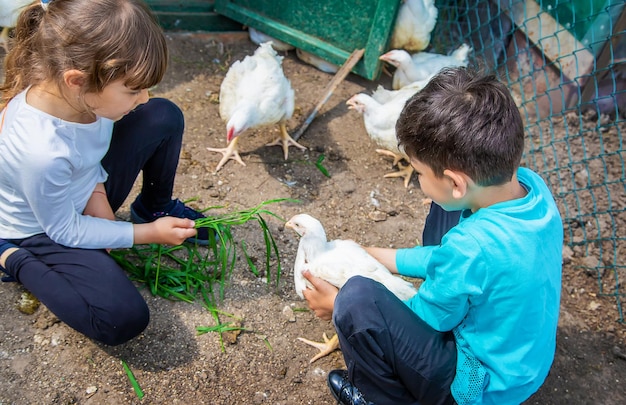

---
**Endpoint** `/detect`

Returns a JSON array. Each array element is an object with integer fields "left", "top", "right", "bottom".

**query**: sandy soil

[{"left": 1, "top": 32, "right": 625, "bottom": 404}]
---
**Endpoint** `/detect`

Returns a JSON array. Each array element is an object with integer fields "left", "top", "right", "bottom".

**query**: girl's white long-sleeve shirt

[{"left": 0, "top": 89, "right": 134, "bottom": 249}]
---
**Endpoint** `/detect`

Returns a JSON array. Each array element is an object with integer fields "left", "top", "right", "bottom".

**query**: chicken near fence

[
  {"left": 207, "top": 42, "right": 306, "bottom": 171},
  {"left": 247, "top": 27, "right": 294, "bottom": 52},
  {"left": 390, "top": 0, "right": 438, "bottom": 52},
  {"left": 346, "top": 80, "right": 428, "bottom": 187},
  {"left": 380, "top": 43, "right": 472, "bottom": 89},
  {"left": 285, "top": 213, "right": 417, "bottom": 362},
  {"left": 0, "top": 0, "right": 33, "bottom": 53}
]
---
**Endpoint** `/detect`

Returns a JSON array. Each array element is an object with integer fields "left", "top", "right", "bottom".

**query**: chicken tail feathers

[
  {"left": 378, "top": 274, "right": 417, "bottom": 301},
  {"left": 452, "top": 43, "right": 472, "bottom": 64}
]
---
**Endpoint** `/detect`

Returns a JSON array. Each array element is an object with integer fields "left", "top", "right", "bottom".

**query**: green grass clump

[{"left": 110, "top": 198, "right": 293, "bottom": 308}]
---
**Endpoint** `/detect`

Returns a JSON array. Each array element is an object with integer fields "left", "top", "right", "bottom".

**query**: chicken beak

[
  {"left": 284, "top": 221, "right": 302, "bottom": 237},
  {"left": 378, "top": 53, "right": 396, "bottom": 67}
]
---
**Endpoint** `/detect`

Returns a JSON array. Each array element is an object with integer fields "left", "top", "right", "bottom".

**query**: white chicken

[
  {"left": 380, "top": 43, "right": 472, "bottom": 89},
  {"left": 207, "top": 42, "right": 307, "bottom": 171},
  {"left": 295, "top": 48, "right": 339, "bottom": 74},
  {"left": 285, "top": 213, "right": 417, "bottom": 362},
  {"left": 346, "top": 79, "right": 428, "bottom": 187},
  {"left": 248, "top": 27, "right": 294, "bottom": 52},
  {"left": 390, "top": 0, "right": 438, "bottom": 52},
  {"left": 0, "top": 0, "right": 33, "bottom": 53}
]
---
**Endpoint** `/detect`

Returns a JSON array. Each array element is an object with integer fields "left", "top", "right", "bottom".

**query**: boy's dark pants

[{"left": 332, "top": 204, "right": 461, "bottom": 404}]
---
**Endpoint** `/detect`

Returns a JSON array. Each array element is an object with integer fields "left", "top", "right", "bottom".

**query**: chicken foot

[
  {"left": 266, "top": 123, "right": 307, "bottom": 159},
  {"left": 206, "top": 136, "right": 245, "bottom": 171},
  {"left": 297, "top": 332, "right": 340, "bottom": 363},
  {"left": 375, "top": 148, "right": 404, "bottom": 167},
  {"left": 376, "top": 149, "right": 414, "bottom": 188},
  {"left": 384, "top": 161, "right": 415, "bottom": 188}
]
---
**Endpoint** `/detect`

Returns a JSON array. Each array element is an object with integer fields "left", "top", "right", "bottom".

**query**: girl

[{"left": 0, "top": 0, "right": 210, "bottom": 345}]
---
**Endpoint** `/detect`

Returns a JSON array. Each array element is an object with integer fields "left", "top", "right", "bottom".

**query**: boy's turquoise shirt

[{"left": 396, "top": 167, "right": 563, "bottom": 404}]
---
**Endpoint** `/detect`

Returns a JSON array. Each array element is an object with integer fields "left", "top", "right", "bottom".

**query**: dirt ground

[{"left": 1, "top": 32, "right": 625, "bottom": 405}]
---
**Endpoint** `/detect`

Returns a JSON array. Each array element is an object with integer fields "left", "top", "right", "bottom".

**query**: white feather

[
  {"left": 286, "top": 214, "right": 417, "bottom": 301},
  {"left": 380, "top": 44, "right": 472, "bottom": 89},
  {"left": 390, "top": 0, "right": 438, "bottom": 52},
  {"left": 219, "top": 41, "right": 294, "bottom": 137},
  {"left": 248, "top": 27, "right": 294, "bottom": 52},
  {"left": 346, "top": 79, "right": 428, "bottom": 157}
]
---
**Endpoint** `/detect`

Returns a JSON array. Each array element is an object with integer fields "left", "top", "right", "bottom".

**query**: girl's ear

[
  {"left": 443, "top": 169, "right": 468, "bottom": 200},
  {"left": 63, "top": 70, "right": 87, "bottom": 90}
]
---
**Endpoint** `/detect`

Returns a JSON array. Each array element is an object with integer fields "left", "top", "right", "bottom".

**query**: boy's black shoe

[
  {"left": 130, "top": 196, "right": 212, "bottom": 246},
  {"left": 328, "top": 369, "right": 374, "bottom": 405}
]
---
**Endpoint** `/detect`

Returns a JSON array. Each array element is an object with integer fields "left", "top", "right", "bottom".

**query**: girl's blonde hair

[{"left": 0, "top": 0, "right": 168, "bottom": 108}]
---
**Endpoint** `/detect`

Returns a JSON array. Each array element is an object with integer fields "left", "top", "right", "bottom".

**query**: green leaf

[
  {"left": 121, "top": 360, "right": 144, "bottom": 400},
  {"left": 315, "top": 154, "right": 331, "bottom": 177}
]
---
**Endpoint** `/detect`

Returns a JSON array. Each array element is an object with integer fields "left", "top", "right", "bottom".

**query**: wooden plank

[
  {"left": 500, "top": 0, "right": 595, "bottom": 82},
  {"left": 293, "top": 48, "right": 365, "bottom": 141},
  {"left": 214, "top": 0, "right": 400, "bottom": 80},
  {"left": 580, "top": 7, "right": 626, "bottom": 105}
]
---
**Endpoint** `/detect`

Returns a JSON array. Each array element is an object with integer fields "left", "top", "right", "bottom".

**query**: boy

[{"left": 302, "top": 67, "right": 563, "bottom": 404}]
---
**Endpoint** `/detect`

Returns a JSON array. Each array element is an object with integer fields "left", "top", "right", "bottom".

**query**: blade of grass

[
  {"left": 112, "top": 198, "right": 296, "bottom": 310},
  {"left": 315, "top": 154, "right": 331, "bottom": 177},
  {"left": 121, "top": 360, "right": 144, "bottom": 400},
  {"left": 241, "top": 240, "right": 259, "bottom": 276}
]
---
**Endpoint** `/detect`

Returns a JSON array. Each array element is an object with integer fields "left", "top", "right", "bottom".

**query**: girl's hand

[
  {"left": 302, "top": 270, "right": 339, "bottom": 321},
  {"left": 133, "top": 216, "right": 197, "bottom": 245}
]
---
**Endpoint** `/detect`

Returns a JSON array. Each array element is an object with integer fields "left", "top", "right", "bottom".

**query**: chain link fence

[{"left": 430, "top": 0, "right": 625, "bottom": 322}]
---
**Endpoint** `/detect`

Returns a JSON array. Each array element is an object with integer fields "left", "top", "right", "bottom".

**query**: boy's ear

[
  {"left": 443, "top": 169, "right": 468, "bottom": 199},
  {"left": 63, "top": 70, "right": 87, "bottom": 89}
]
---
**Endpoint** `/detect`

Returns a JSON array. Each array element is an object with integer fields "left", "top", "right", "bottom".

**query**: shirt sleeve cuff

[{"left": 396, "top": 246, "right": 432, "bottom": 279}]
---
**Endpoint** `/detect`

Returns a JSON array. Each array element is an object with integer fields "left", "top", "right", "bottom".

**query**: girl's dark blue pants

[
  {"left": 2, "top": 98, "right": 184, "bottom": 345},
  {"left": 333, "top": 204, "right": 461, "bottom": 404}
]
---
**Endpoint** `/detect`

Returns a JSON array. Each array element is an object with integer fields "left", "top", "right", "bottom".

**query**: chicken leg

[
  {"left": 376, "top": 148, "right": 404, "bottom": 167},
  {"left": 206, "top": 136, "right": 246, "bottom": 172},
  {"left": 376, "top": 149, "right": 414, "bottom": 188},
  {"left": 383, "top": 161, "right": 414, "bottom": 188},
  {"left": 297, "top": 332, "right": 340, "bottom": 363},
  {"left": 265, "top": 122, "right": 307, "bottom": 159}
]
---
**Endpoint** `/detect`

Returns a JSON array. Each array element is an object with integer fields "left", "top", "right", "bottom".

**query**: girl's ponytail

[{"left": 0, "top": 3, "right": 46, "bottom": 109}]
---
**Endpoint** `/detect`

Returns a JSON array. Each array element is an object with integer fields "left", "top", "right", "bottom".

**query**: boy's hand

[{"left": 302, "top": 270, "right": 338, "bottom": 321}]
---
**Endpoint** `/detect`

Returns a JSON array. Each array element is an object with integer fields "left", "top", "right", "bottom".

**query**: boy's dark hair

[{"left": 396, "top": 67, "right": 524, "bottom": 187}]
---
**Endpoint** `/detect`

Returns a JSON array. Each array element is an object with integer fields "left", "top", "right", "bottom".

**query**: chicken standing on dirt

[
  {"left": 207, "top": 41, "right": 306, "bottom": 171},
  {"left": 380, "top": 44, "right": 472, "bottom": 89},
  {"left": 346, "top": 80, "right": 428, "bottom": 187},
  {"left": 285, "top": 214, "right": 417, "bottom": 363}
]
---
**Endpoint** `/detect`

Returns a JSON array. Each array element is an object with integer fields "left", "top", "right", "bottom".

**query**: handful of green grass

[{"left": 110, "top": 198, "right": 293, "bottom": 308}]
